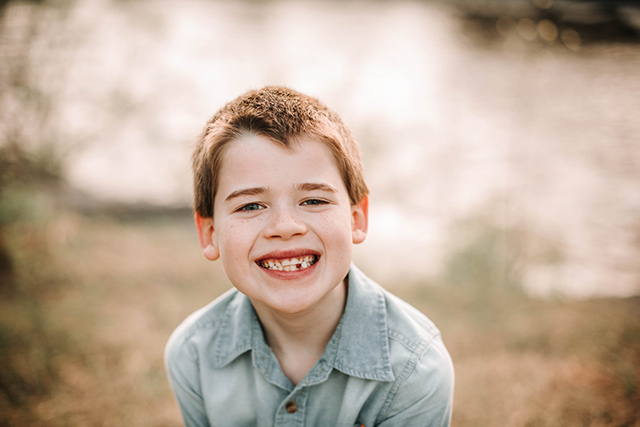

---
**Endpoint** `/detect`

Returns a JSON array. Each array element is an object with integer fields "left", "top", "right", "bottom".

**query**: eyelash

[
  {"left": 236, "top": 199, "right": 329, "bottom": 212},
  {"left": 301, "top": 198, "right": 329, "bottom": 206},
  {"left": 237, "top": 203, "right": 265, "bottom": 212}
]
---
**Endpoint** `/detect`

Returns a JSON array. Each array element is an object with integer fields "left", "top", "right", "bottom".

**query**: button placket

[{"left": 275, "top": 388, "right": 307, "bottom": 426}]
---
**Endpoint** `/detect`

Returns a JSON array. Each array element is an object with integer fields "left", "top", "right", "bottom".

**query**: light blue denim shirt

[{"left": 165, "top": 265, "right": 454, "bottom": 427}]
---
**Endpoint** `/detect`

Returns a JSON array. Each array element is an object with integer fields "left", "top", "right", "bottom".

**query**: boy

[{"left": 165, "top": 86, "right": 454, "bottom": 426}]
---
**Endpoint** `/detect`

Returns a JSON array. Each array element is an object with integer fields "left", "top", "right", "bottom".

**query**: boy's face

[{"left": 195, "top": 134, "right": 368, "bottom": 316}]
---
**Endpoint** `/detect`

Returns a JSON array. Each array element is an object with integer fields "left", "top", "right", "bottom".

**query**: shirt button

[{"left": 285, "top": 400, "right": 297, "bottom": 414}]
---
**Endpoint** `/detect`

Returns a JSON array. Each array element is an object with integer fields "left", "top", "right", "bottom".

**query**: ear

[
  {"left": 194, "top": 212, "right": 220, "bottom": 261},
  {"left": 351, "top": 195, "right": 369, "bottom": 244}
]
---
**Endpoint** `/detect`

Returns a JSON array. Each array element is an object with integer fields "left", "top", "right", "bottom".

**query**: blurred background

[{"left": 1, "top": 0, "right": 639, "bottom": 425}]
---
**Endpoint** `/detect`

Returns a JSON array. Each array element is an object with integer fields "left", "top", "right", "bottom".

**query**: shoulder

[
  {"left": 353, "top": 271, "right": 454, "bottom": 424},
  {"left": 380, "top": 286, "right": 453, "bottom": 385},
  {"left": 164, "top": 288, "right": 239, "bottom": 366},
  {"left": 164, "top": 289, "right": 244, "bottom": 426},
  {"left": 382, "top": 291, "right": 454, "bottom": 425},
  {"left": 383, "top": 290, "right": 443, "bottom": 355}
]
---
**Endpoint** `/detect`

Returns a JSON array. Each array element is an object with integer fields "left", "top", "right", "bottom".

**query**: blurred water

[{"left": 5, "top": 0, "right": 640, "bottom": 298}]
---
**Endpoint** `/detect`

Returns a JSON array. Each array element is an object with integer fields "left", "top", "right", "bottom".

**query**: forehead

[{"left": 216, "top": 134, "right": 345, "bottom": 193}]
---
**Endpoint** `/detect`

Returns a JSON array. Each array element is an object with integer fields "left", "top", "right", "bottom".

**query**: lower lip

[{"left": 256, "top": 258, "right": 319, "bottom": 280}]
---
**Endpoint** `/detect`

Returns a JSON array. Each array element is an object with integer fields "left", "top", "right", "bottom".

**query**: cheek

[
  {"left": 218, "top": 224, "right": 254, "bottom": 279},
  {"left": 318, "top": 210, "right": 354, "bottom": 243},
  {"left": 216, "top": 221, "right": 252, "bottom": 256}
]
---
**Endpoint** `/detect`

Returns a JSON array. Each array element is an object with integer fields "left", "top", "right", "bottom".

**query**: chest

[{"left": 200, "top": 356, "right": 386, "bottom": 427}]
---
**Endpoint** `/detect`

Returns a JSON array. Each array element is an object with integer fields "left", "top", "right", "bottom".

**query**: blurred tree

[
  {"left": 0, "top": 0, "right": 76, "bottom": 287},
  {"left": 0, "top": 4, "right": 75, "bottom": 416},
  {"left": 0, "top": 0, "right": 76, "bottom": 177}
]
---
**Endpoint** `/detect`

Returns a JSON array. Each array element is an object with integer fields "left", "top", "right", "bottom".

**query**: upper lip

[{"left": 255, "top": 248, "right": 321, "bottom": 262}]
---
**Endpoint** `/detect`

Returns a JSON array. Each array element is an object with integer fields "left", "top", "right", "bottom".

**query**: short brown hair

[{"left": 192, "top": 86, "right": 368, "bottom": 217}]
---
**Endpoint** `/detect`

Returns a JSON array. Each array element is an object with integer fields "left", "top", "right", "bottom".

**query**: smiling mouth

[{"left": 257, "top": 255, "right": 319, "bottom": 272}]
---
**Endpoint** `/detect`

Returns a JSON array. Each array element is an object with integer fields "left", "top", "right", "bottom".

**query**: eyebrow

[
  {"left": 224, "top": 182, "right": 338, "bottom": 202},
  {"left": 295, "top": 182, "right": 339, "bottom": 194},
  {"left": 224, "top": 187, "right": 267, "bottom": 202}
]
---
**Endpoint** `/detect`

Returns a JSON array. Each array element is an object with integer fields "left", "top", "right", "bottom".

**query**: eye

[
  {"left": 237, "top": 202, "right": 265, "bottom": 212},
  {"left": 301, "top": 198, "right": 329, "bottom": 206}
]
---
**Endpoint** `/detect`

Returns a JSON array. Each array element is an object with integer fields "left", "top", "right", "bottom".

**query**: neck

[{"left": 252, "top": 279, "right": 347, "bottom": 385}]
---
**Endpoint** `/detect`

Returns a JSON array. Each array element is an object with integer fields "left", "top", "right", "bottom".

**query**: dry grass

[
  {"left": 1, "top": 213, "right": 638, "bottom": 426},
  {"left": 405, "top": 286, "right": 640, "bottom": 427}
]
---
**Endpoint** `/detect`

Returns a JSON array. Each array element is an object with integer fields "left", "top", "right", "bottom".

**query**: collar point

[{"left": 334, "top": 363, "right": 395, "bottom": 382}]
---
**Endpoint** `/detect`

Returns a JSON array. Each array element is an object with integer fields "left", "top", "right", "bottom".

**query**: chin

[{"left": 270, "top": 298, "right": 317, "bottom": 315}]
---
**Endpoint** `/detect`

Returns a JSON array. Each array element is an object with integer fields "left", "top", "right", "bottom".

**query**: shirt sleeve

[
  {"left": 376, "top": 335, "right": 455, "bottom": 427},
  {"left": 165, "top": 331, "right": 211, "bottom": 427}
]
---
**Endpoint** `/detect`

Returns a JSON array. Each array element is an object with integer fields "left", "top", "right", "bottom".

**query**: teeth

[{"left": 259, "top": 255, "right": 317, "bottom": 271}]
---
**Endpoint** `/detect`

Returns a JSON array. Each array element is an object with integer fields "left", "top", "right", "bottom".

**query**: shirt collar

[
  {"left": 330, "top": 264, "right": 394, "bottom": 381},
  {"left": 211, "top": 292, "right": 254, "bottom": 368},
  {"left": 210, "top": 264, "right": 394, "bottom": 382}
]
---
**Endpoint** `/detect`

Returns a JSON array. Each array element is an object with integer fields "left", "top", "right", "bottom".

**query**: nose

[{"left": 264, "top": 206, "right": 307, "bottom": 240}]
